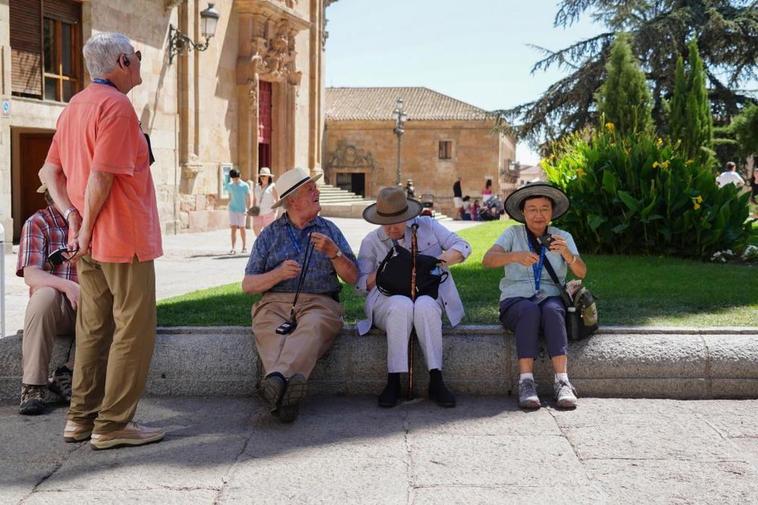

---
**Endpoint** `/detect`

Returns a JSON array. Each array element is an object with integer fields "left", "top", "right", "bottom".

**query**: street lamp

[
  {"left": 392, "top": 98, "right": 408, "bottom": 185},
  {"left": 168, "top": 3, "right": 221, "bottom": 64}
]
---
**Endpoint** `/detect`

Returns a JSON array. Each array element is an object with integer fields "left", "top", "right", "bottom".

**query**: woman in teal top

[{"left": 482, "top": 183, "right": 587, "bottom": 410}]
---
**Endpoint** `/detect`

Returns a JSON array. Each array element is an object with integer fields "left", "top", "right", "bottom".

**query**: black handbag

[
  {"left": 375, "top": 244, "right": 448, "bottom": 299},
  {"left": 543, "top": 257, "right": 598, "bottom": 341}
]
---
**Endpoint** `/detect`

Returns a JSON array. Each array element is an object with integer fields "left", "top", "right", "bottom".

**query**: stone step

[{"left": 1, "top": 326, "right": 756, "bottom": 401}]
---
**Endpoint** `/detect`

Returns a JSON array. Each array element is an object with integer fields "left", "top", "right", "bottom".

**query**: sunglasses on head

[{"left": 120, "top": 50, "right": 141, "bottom": 67}]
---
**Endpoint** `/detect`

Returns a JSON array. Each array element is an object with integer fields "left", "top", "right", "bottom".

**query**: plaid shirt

[
  {"left": 245, "top": 214, "right": 356, "bottom": 295},
  {"left": 16, "top": 206, "right": 78, "bottom": 291}
]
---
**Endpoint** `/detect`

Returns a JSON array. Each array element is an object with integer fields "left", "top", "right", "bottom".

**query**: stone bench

[{"left": 1, "top": 326, "right": 757, "bottom": 401}]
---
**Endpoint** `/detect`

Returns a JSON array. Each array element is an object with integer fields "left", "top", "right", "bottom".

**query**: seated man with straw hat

[{"left": 242, "top": 167, "right": 358, "bottom": 422}]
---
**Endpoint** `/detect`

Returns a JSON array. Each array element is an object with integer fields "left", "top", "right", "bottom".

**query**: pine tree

[
  {"left": 669, "top": 56, "right": 687, "bottom": 144},
  {"left": 669, "top": 40, "right": 715, "bottom": 165},
  {"left": 684, "top": 40, "right": 714, "bottom": 163},
  {"left": 595, "top": 33, "right": 653, "bottom": 136}
]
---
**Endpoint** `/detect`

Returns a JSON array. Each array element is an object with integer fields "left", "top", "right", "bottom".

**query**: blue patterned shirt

[{"left": 244, "top": 214, "right": 357, "bottom": 295}]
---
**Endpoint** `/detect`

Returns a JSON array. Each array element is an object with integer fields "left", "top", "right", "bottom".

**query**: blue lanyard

[
  {"left": 286, "top": 222, "right": 305, "bottom": 255},
  {"left": 92, "top": 78, "right": 117, "bottom": 89},
  {"left": 527, "top": 232, "right": 546, "bottom": 291}
]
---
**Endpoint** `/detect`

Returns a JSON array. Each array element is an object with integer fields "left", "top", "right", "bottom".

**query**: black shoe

[
  {"left": 428, "top": 369, "right": 456, "bottom": 408},
  {"left": 261, "top": 373, "right": 286, "bottom": 414},
  {"left": 278, "top": 374, "right": 307, "bottom": 423},
  {"left": 48, "top": 366, "right": 73, "bottom": 403},
  {"left": 19, "top": 384, "right": 47, "bottom": 415},
  {"left": 378, "top": 373, "right": 401, "bottom": 408}
]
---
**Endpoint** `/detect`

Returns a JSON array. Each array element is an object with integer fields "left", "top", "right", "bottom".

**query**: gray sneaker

[
  {"left": 518, "top": 378, "right": 541, "bottom": 409},
  {"left": 554, "top": 380, "right": 578, "bottom": 409}
]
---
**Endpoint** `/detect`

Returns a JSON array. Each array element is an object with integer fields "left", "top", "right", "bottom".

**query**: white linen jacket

[{"left": 356, "top": 216, "right": 472, "bottom": 335}]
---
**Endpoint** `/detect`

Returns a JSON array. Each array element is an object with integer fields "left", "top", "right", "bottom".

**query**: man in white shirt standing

[{"left": 716, "top": 161, "right": 745, "bottom": 188}]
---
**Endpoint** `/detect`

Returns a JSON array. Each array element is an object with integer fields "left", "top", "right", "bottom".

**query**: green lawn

[{"left": 158, "top": 220, "right": 758, "bottom": 327}]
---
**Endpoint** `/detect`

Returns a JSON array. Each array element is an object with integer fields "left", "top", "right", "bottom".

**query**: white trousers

[{"left": 372, "top": 294, "right": 443, "bottom": 373}]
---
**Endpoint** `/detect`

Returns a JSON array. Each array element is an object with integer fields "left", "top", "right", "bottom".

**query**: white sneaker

[
  {"left": 518, "top": 378, "right": 541, "bottom": 409},
  {"left": 554, "top": 380, "right": 578, "bottom": 409},
  {"left": 90, "top": 422, "right": 165, "bottom": 450}
]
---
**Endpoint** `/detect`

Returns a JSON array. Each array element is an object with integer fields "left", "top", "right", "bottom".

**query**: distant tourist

[
  {"left": 452, "top": 177, "right": 463, "bottom": 219},
  {"left": 482, "top": 178, "right": 493, "bottom": 202},
  {"left": 405, "top": 179, "right": 416, "bottom": 199},
  {"left": 252, "top": 167, "right": 279, "bottom": 236},
  {"left": 482, "top": 183, "right": 586, "bottom": 410},
  {"left": 751, "top": 167, "right": 758, "bottom": 204},
  {"left": 716, "top": 161, "right": 745, "bottom": 188},
  {"left": 461, "top": 196, "right": 473, "bottom": 221},
  {"left": 224, "top": 168, "right": 252, "bottom": 254}
]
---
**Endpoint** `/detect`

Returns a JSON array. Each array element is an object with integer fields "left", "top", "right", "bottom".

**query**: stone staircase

[{"left": 318, "top": 184, "right": 452, "bottom": 221}]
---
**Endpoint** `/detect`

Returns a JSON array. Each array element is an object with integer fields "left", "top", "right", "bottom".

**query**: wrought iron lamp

[
  {"left": 392, "top": 98, "right": 408, "bottom": 185},
  {"left": 168, "top": 3, "right": 220, "bottom": 64}
]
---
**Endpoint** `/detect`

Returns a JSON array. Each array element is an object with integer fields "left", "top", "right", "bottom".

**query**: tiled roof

[{"left": 325, "top": 87, "right": 493, "bottom": 121}]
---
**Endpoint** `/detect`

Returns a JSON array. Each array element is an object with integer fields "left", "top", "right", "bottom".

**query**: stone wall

[{"left": 324, "top": 119, "right": 516, "bottom": 216}]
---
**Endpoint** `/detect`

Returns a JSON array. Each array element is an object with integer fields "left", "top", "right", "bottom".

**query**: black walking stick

[
  {"left": 275, "top": 235, "right": 315, "bottom": 335},
  {"left": 407, "top": 223, "right": 419, "bottom": 399}
]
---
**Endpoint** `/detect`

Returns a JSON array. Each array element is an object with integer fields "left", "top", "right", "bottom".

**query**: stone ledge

[{"left": 1, "top": 326, "right": 757, "bottom": 401}]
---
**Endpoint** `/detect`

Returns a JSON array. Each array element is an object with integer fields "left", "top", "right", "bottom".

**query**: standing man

[
  {"left": 452, "top": 177, "right": 463, "bottom": 219},
  {"left": 243, "top": 167, "right": 358, "bottom": 423},
  {"left": 39, "top": 32, "right": 164, "bottom": 450},
  {"left": 224, "top": 168, "right": 252, "bottom": 254},
  {"left": 716, "top": 161, "right": 745, "bottom": 188},
  {"left": 16, "top": 184, "right": 78, "bottom": 416}
]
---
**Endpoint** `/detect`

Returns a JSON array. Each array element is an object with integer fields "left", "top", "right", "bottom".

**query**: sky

[{"left": 324, "top": 0, "right": 605, "bottom": 164}]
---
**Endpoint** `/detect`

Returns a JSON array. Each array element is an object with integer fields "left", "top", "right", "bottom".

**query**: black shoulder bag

[
  {"left": 542, "top": 257, "right": 599, "bottom": 341},
  {"left": 375, "top": 226, "right": 448, "bottom": 299}
]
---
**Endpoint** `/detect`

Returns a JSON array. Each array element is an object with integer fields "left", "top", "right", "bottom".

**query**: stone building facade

[
  {"left": 0, "top": 0, "right": 330, "bottom": 243},
  {"left": 324, "top": 87, "right": 517, "bottom": 215}
]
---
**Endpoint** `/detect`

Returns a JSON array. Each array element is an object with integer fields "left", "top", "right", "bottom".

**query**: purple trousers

[{"left": 499, "top": 296, "right": 567, "bottom": 359}]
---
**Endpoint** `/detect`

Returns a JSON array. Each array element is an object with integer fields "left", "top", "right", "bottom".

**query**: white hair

[{"left": 82, "top": 32, "right": 133, "bottom": 79}]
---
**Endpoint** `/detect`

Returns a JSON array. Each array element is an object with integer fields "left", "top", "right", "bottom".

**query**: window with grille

[
  {"left": 10, "top": 0, "right": 82, "bottom": 102},
  {"left": 439, "top": 140, "right": 452, "bottom": 160}
]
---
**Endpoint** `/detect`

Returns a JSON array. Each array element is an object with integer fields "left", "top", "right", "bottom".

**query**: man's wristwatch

[{"left": 330, "top": 250, "right": 343, "bottom": 260}]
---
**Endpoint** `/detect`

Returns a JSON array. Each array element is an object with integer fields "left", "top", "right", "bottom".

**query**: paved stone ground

[
  {"left": 2, "top": 396, "right": 757, "bottom": 504},
  {"left": 1, "top": 217, "right": 479, "bottom": 337}
]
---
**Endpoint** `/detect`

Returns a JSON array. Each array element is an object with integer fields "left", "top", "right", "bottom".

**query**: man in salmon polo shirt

[{"left": 39, "top": 32, "right": 164, "bottom": 450}]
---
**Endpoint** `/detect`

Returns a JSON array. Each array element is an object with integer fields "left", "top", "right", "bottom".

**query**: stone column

[{"left": 247, "top": 76, "right": 260, "bottom": 182}]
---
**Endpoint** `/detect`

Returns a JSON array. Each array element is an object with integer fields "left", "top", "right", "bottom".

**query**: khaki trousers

[
  {"left": 252, "top": 292, "right": 343, "bottom": 379},
  {"left": 22, "top": 287, "right": 76, "bottom": 385},
  {"left": 68, "top": 255, "right": 156, "bottom": 434}
]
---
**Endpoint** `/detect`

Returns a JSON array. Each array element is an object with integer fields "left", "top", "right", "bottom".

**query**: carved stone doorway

[{"left": 335, "top": 172, "right": 366, "bottom": 197}]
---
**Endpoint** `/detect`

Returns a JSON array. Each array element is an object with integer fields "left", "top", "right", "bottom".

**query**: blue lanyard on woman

[{"left": 526, "top": 230, "right": 546, "bottom": 292}]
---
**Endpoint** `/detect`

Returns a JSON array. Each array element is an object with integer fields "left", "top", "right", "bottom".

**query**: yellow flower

[
  {"left": 656, "top": 138, "right": 663, "bottom": 147},
  {"left": 660, "top": 160, "right": 670, "bottom": 170},
  {"left": 685, "top": 159, "right": 694, "bottom": 166},
  {"left": 652, "top": 161, "right": 660, "bottom": 169},
  {"left": 576, "top": 168, "right": 586, "bottom": 177},
  {"left": 605, "top": 122, "right": 615, "bottom": 132},
  {"left": 691, "top": 195, "right": 703, "bottom": 210}
]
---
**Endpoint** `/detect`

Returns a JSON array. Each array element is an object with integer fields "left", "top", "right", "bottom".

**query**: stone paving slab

[{"left": 2, "top": 397, "right": 758, "bottom": 505}]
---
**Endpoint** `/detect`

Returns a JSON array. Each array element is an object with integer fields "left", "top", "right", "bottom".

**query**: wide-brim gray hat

[
  {"left": 363, "top": 186, "right": 423, "bottom": 225},
  {"left": 504, "top": 182, "right": 570, "bottom": 223}
]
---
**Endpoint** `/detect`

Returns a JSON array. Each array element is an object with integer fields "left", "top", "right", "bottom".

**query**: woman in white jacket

[
  {"left": 356, "top": 186, "right": 471, "bottom": 408},
  {"left": 252, "top": 167, "right": 279, "bottom": 236}
]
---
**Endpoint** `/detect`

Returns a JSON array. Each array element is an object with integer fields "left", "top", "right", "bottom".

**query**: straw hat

[
  {"left": 271, "top": 167, "right": 322, "bottom": 209},
  {"left": 504, "top": 182, "right": 570, "bottom": 223},
  {"left": 362, "top": 186, "right": 423, "bottom": 225},
  {"left": 258, "top": 167, "right": 273, "bottom": 178},
  {"left": 36, "top": 183, "right": 47, "bottom": 193}
]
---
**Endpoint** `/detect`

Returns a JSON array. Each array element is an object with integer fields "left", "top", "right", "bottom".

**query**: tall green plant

[
  {"left": 669, "top": 40, "right": 715, "bottom": 167},
  {"left": 595, "top": 33, "right": 653, "bottom": 137},
  {"left": 542, "top": 124, "right": 753, "bottom": 259}
]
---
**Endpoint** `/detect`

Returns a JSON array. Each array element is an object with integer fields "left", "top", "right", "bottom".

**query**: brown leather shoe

[
  {"left": 90, "top": 422, "right": 165, "bottom": 450},
  {"left": 63, "top": 419, "right": 94, "bottom": 442}
]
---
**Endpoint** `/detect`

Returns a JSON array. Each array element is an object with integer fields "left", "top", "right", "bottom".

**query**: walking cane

[{"left": 407, "top": 223, "right": 419, "bottom": 400}]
